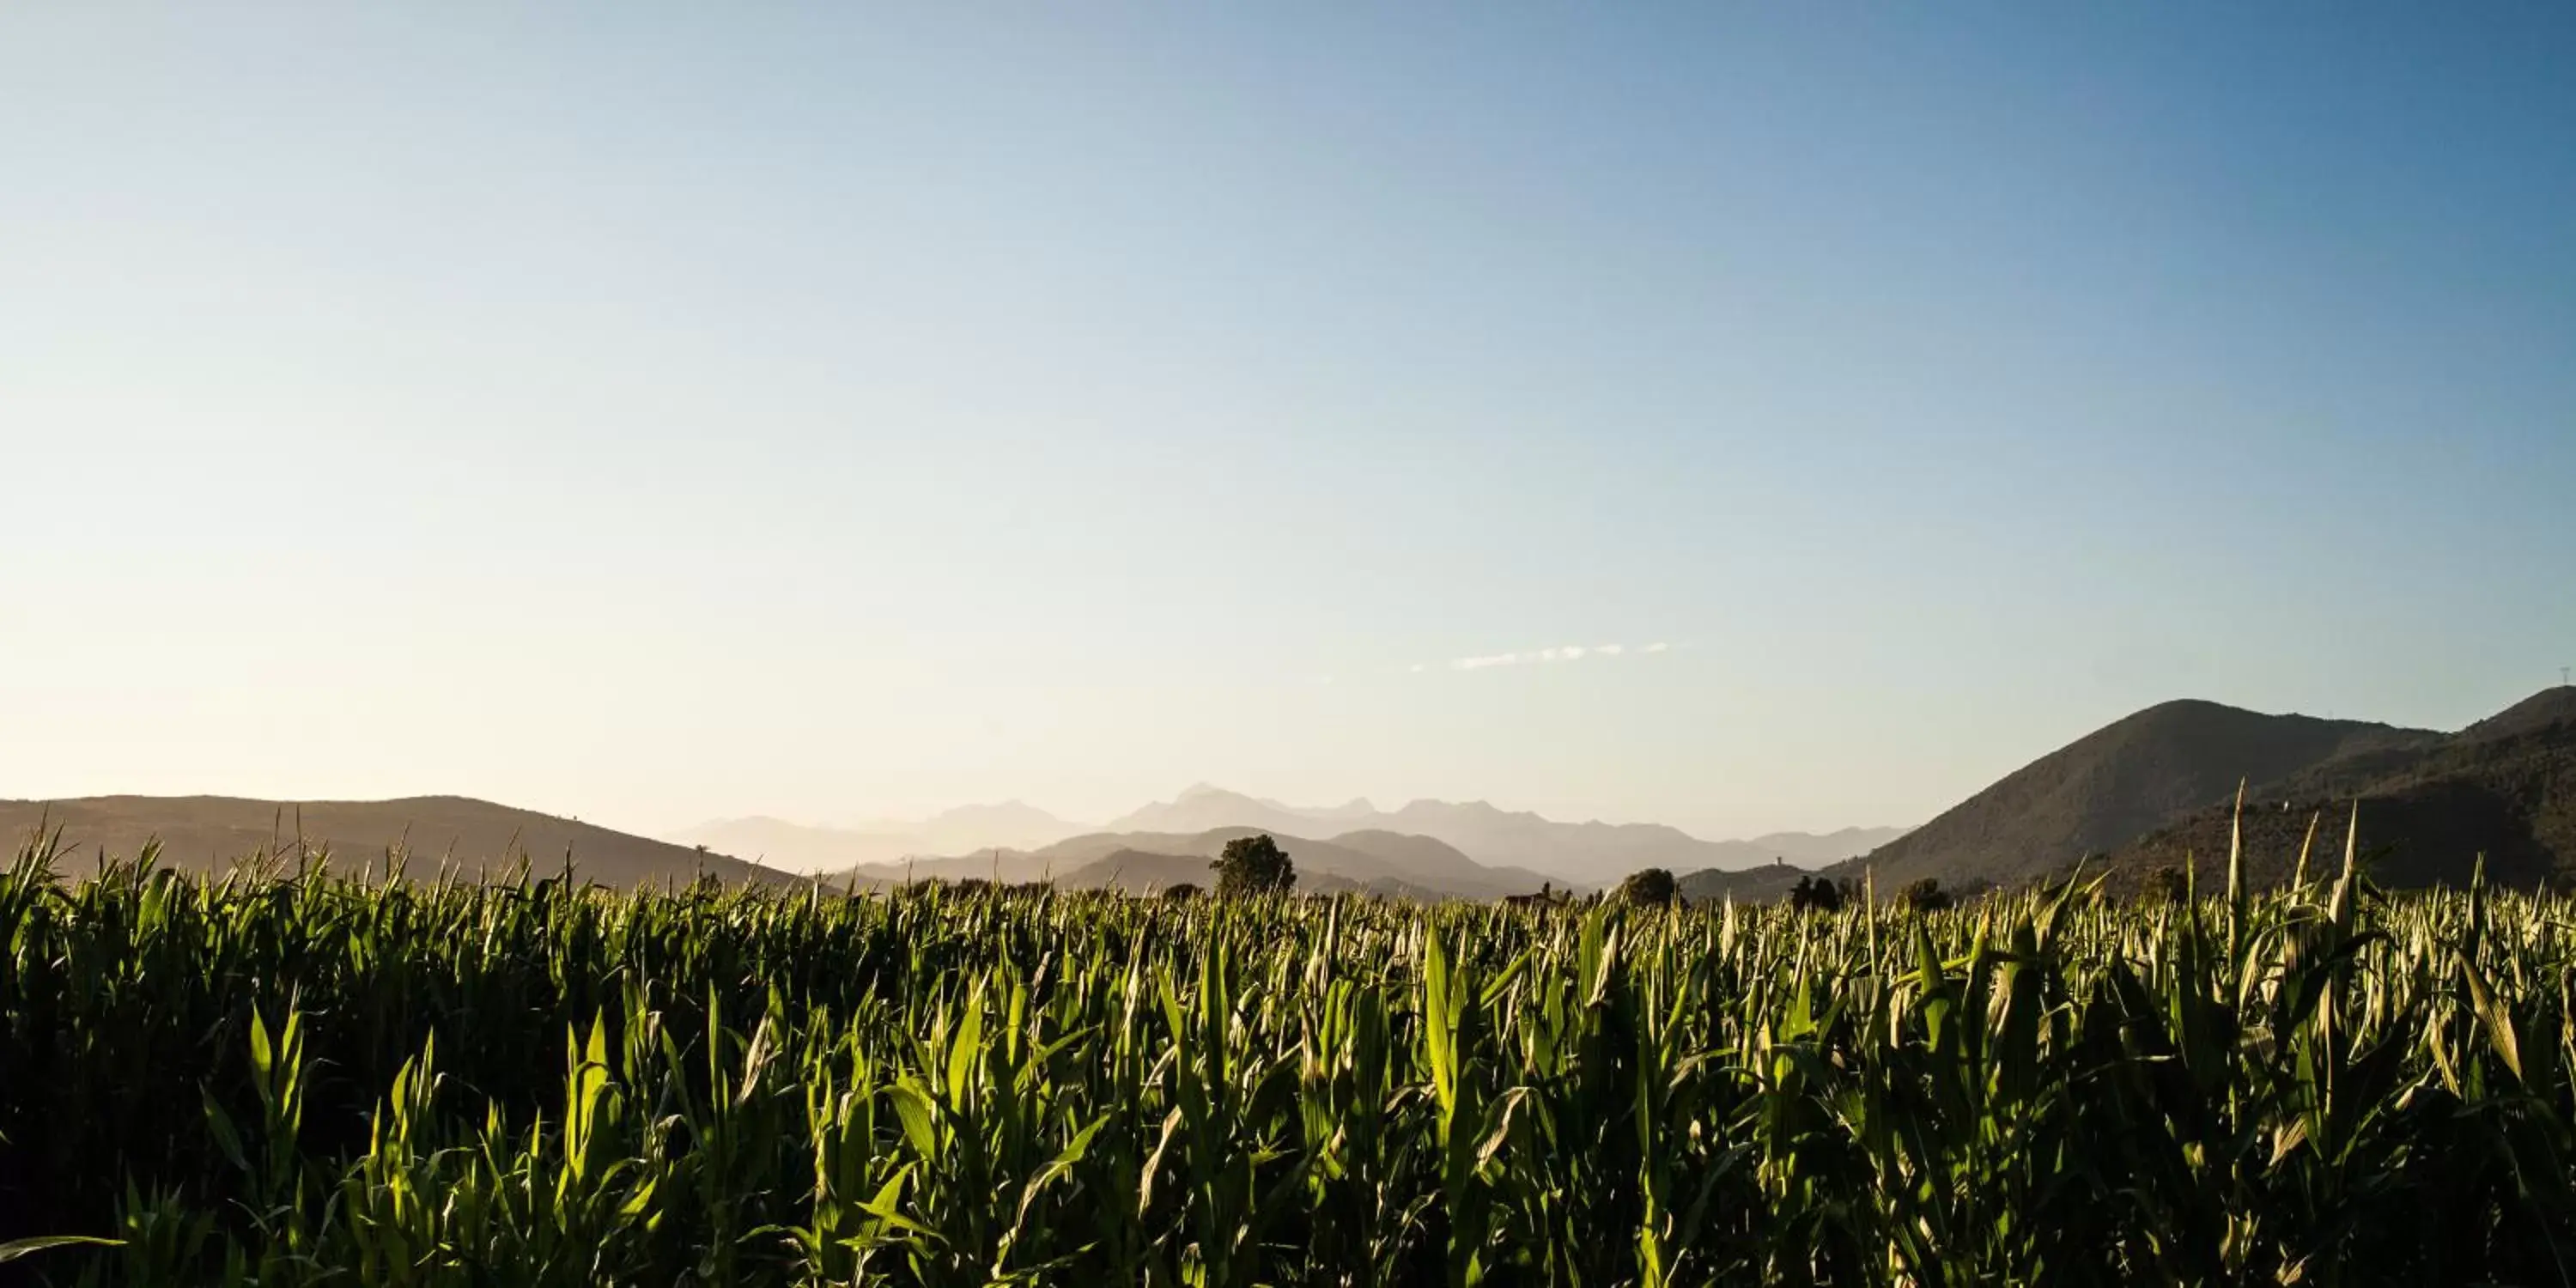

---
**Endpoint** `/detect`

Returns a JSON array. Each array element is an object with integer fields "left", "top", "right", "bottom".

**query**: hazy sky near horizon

[{"left": 5, "top": 5, "right": 2573, "bottom": 841}]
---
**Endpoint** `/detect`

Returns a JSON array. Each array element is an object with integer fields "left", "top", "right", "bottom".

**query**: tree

[
  {"left": 1617, "top": 867, "right": 1679, "bottom": 906},
  {"left": 1786, "top": 874, "right": 1843, "bottom": 913},
  {"left": 1211, "top": 835, "right": 1295, "bottom": 896},
  {"left": 1897, "top": 878, "right": 1952, "bottom": 912}
]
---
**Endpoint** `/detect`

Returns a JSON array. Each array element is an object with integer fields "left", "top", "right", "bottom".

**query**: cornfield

[{"left": 3, "top": 833, "right": 2571, "bottom": 1285}]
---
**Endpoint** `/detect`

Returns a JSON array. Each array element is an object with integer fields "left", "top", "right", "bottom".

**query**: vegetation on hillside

[{"left": 2, "top": 833, "right": 2571, "bottom": 1284}]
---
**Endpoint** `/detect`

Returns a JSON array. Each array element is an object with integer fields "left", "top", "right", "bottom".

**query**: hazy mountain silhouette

[
  {"left": 840, "top": 825, "right": 1558, "bottom": 900},
  {"left": 1051, "top": 848, "right": 1209, "bottom": 892},
  {"left": 677, "top": 801, "right": 1086, "bottom": 872},
  {"left": 2, "top": 795, "right": 797, "bottom": 889},
  {"left": 1007, "top": 847, "right": 1449, "bottom": 900},
  {"left": 1103, "top": 786, "right": 1332, "bottom": 840},
  {"left": 1106, "top": 785, "right": 1906, "bottom": 884}
]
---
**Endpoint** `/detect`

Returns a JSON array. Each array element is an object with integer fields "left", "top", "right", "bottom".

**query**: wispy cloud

[{"left": 1432, "top": 642, "right": 1670, "bottom": 672}]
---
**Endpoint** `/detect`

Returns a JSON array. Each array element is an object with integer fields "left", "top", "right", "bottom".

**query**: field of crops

[{"left": 3, "top": 837, "right": 2572, "bottom": 1286}]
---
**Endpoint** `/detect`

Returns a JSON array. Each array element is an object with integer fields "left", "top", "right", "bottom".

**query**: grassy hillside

[{"left": 0, "top": 795, "right": 793, "bottom": 889}]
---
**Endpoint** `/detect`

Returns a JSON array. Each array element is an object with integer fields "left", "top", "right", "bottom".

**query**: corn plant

[{"left": 1, "top": 831, "right": 2571, "bottom": 1285}]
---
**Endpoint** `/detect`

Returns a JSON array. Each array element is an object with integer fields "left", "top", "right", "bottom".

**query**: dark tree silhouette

[
  {"left": 1786, "top": 874, "right": 1843, "bottom": 913},
  {"left": 1618, "top": 867, "right": 1680, "bottom": 906},
  {"left": 1897, "top": 878, "right": 1952, "bottom": 912},
  {"left": 1211, "top": 835, "right": 1295, "bottom": 896}
]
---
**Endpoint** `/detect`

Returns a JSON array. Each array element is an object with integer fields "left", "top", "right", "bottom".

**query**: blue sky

[{"left": 3, "top": 4, "right": 2571, "bottom": 839}]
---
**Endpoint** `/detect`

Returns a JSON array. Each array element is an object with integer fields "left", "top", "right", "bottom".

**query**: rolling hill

[{"left": 1, "top": 795, "right": 797, "bottom": 889}]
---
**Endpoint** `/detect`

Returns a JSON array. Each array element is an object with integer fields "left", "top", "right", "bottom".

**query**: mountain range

[
  {"left": 834, "top": 826, "right": 1563, "bottom": 900},
  {"left": 26, "top": 687, "right": 2566, "bottom": 904},
  {"left": 3, "top": 790, "right": 1886, "bottom": 902},
  {"left": 685, "top": 786, "right": 1907, "bottom": 886},
  {"left": 1107, "top": 786, "right": 1907, "bottom": 884},
  {"left": 680, "top": 802, "right": 1081, "bottom": 872}
]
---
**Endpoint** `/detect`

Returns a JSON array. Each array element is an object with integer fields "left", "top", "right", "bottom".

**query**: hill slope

[
  {"left": 2, "top": 795, "right": 795, "bottom": 889},
  {"left": 1861, "top": 701, "right": 2443, "bottom": 888},
  {"left": 2110, "top": 688, "right": 2576, "bottom": 890}
]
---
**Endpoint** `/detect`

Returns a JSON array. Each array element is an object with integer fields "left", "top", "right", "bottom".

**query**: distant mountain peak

[{"left": 927, "top": 799, "right": 1069, "bottom": 826}]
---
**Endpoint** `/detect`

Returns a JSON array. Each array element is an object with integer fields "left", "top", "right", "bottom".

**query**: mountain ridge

[
  {"left": 1853, "top": 699, "right": 2444, "bottom": 888},
  {"left": 1695, "top": 689, "right": 2575, "bottom": 902},
  {"left": 2103, "top": 688, "right": 2576, "bottom": 890}
]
